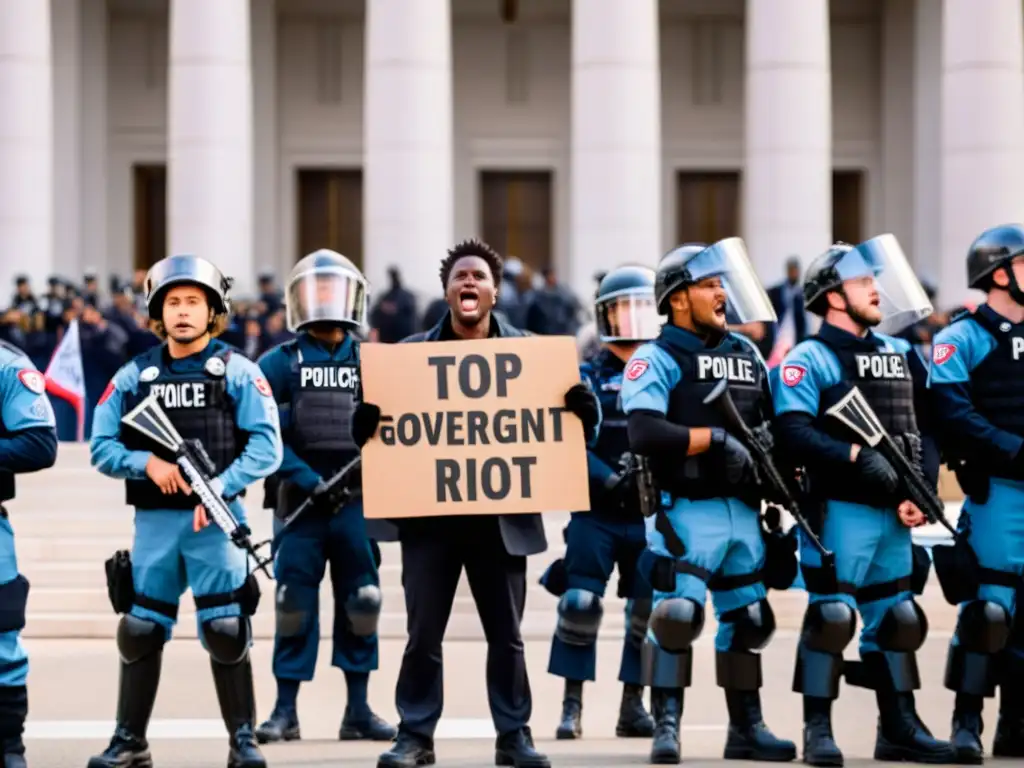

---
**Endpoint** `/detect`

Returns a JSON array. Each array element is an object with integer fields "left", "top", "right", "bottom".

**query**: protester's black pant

[{"left": 395, "top": 517, "right": 530, "bottom": 738}]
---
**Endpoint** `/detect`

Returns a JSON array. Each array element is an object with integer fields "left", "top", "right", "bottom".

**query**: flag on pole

[
  {"left": 767, "top": 308, "right": 797, "bottom": 369},
  {"left": 45, "top": 319, "right": 87, "bottom": 441}
]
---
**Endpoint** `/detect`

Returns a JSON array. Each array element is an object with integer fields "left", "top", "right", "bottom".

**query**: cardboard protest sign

[{"left": 359, "top": 336, "right": 590, "bottom": 519}]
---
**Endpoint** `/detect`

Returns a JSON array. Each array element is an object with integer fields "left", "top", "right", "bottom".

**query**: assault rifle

[
  {"left": 703, "top": 379, "right": 833, "bottom": 562},
  {"left": 825, "top": 384, "right": 958, "bottom": 539},
  {"left": 122, "top": 394, "right": 274, "bottom": 578},
  {"left": 279, "top": 455, "right": 362, "bottom": 531}
]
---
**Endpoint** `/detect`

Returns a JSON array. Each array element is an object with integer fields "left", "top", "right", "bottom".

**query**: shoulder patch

[
  {"left": 780, "top": 364, "right": 807, "bottom": 387},
  {"left": 98, "top": 379, "right": 116, "bottom": 405},
  {"left": 625, "top": 359, "right": 650, "bottom": 382},
  {"left": 932, "top": 343, "right": 956, "bottom": 366},
  {"left": 17, "top": 369, "right": 45, "bottom": 394},
  {"left": 254, "top": 377, "right": 273, "bottom": 397}
]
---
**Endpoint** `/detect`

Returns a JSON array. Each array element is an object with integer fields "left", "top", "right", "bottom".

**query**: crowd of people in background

[{"left": 0, "top": 253, "right": 955, "bottom": 443}]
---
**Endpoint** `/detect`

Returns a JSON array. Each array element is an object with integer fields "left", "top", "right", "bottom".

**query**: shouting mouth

[
  {"left": 459, "top": 291, "right": 480, "bottom": 314},
  {"left": 713, "top": 300, "right": 727, "bottom": 319}
]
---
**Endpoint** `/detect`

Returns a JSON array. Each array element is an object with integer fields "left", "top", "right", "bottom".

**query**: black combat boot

[
  {"left": 649, "top": 687, "right": 683, "bottom": 764},
  {"left": 211, "top": 656, "right": 265, "bottom": 768},
  {"left": 339, "top": 707, "right": 397, "bottom": 741},
  {"left": 376, "top": 729, "right": 436, "bottom": 768},
  {"left": 950, "top": 693, "right": 984, "bottom": 765},
  {"left": 0, "top": 686, "right": 27, "bottom": 768},
  {"left": 718, "top": 651, "right": 796, "bottom": 762},
  {"left": 87, "top": 652, "right": 162, "bottom": 768},
  {"left": 865, "top": 651, "right": 956, "bottom": 763},
  {"left": 993, "top": 648, "right": 1024, "bottom": 757},
  {"left": 254, "top": 707, "right": 299, "bottom": 744},
  {"left": 495, "top": 727, "right": 550, "bottom": 767},
  {"left": 555, "top": 680, "right": 583, "bottom": 740},
  {"left": 803, "top": 696, "right": 843, "bottom": 767},
  {"left": 616, "top": 684, "right": 654, "bottom": 738},
  {"left": 944, "top": 638, "right": 1002, "bottom": 763}
]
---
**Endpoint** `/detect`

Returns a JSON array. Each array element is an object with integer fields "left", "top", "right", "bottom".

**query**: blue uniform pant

[
  {"left": 547, "top": 513, "right": 651, "bottom": 684},
  {"left": 271, "top": 499, "right": 379, "bottom": 680},
  {"left": 800, "top": 500, "right": 912, "bottom": 655},
  {"left": 0, "top": 517, "right": 27, "bottom": 688},
  {"left": 646, "top": 497, "right": 765, "bottom": 652},
  {"left": 130, "top": 506, "right": 250, "bottom": 646}
]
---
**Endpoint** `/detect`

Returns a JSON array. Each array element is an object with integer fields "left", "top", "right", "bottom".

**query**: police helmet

[
  {"left": 595, "top": 265, "right": 661, "bottom": 342},
  {"left": 654, "top": 244, "right": 710, "bottom": 314},
  {"left": 802, "top": 243, "right": 855, "bottom": 314},
  {"left": 285, "top": 249, "right": 368, "bottom": 332},
  {"left": 966, "top": 224, "right": 1024, "bottom": 290},
  {"left": 144, "top": 254, "right": 232, "bottom": 321}
]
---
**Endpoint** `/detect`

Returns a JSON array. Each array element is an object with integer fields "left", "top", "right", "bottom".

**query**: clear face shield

[
  {"left": 837, "top": 234, "right": 933, "bottom": 335},
  {"left": 286, "top": 266, "right": 368, "bottom": 332},
  {"left": 686, "top": 238, "right": 778, "bottom": 324},
  {"left": 595, "top": 289, "right": 663, "bottom": 342}
]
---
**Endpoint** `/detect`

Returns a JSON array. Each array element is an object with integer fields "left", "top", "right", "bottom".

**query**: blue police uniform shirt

[
  {"left": 0, "top": 343, "right": 58, "bottom": 492},
  {"left": 580, "top": 348, "right": 631, "bottom": 491},
  {"left": 90, "top": 339, "right": 283, "bottom": 503},
  {"left": 620, "top": 324, "right": 770, "bottom": 417},
  {"left": 257, "top": 332, "right": 359, "bottom": 493},
  {"left": 927, "top": 304, "right": 1024, "bottom": 464}
]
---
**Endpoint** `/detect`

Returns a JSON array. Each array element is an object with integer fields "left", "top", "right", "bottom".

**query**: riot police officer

[
  {"left": 88, "top": 255, "right": 283, "bottom": 768},
  {"left": 773, "top": 235, "right": 955, "bottom": 766},
  {"left": 928, "top": 224, "right": 1024, "bottom": 762},
  {"left": 542, "top": 265, "right": 660, "bottom": 740},
  {"left": 620, "top": 239, "right": 795, "bottom": 765},
  {"left": 0, "top": 342, "right": 58, "bottom": 767},
  {"left": 254, "top": 250, "right": 395, "bottom": 744}
]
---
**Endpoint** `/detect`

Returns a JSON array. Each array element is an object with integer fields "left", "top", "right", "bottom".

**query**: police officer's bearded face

[
  {"left": 836, "top": 275, "right": 882, "bottom": 327},
  {"left": 446, "top": 255, "right": 496, "bottom": 327},
  {"left": 162, "top": 284, "right": 211, "bottom": 343},
  {"left": 671, "top": 277, "right": 728, "bottom": 334}
]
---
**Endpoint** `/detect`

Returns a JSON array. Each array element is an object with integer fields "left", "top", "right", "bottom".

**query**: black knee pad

[
  {"left": 275, "top": 583, "right": 312, "bottom": 638},
  {"left": 345, "top": 584, "right": 382, "bottom": 637},
  {"left": 201, "top": 616, "right": 251, "bottom": 665},
  {"left": 626, "top": 598, "right": 653, "bottom": 648},
  {"left": 722, "top": 599, "right": 776, "bottom": 652},
  {"left": 877, "top": 599, "right": 929, "bottom": 652},
  {"left": 956, "top": 600, "right": 1011, "bottom": 654},
  {"left": 801, "top": 601, "right": 856, "bottom": 655},
  {"left": 556, "top": 589, "right": 603, "bottom": 646},
  {"left": 116, "top": 614, "right": 166, "bottom": 664},
  {"left": 648, "top": 598, "right": 704, "bottom": 653}
]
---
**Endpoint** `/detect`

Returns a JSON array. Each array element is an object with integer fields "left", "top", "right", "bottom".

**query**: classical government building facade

[{"left": 0, "top": 0, "right": 1020, "bottom": 306}]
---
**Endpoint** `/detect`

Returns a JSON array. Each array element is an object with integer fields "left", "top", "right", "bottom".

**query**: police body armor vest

[
  {"left": 957, "top": 312, "right": 1024, "bottom": 475},
  {"left": 0, "top": 342, "right": 24, "bottom": 501},
  {"left": 121, "top": 346, "right": 246, "bottom": 510},
  {"left": 585, "top": 353, "right": 636, "bottom": 519},
  {"left": 810, "top": 334, "right": 919, "bottom": 507},
  {"left": 277, "top": 346, "right": 361, "bottom": 515},
  {"left": 651, "top": 334, "right": 767, "bottom": 500}
]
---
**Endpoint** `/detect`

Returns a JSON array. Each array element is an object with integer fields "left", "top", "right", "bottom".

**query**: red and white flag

[{"left": 45, "top": 320, "right": 87, "bottom": 441}]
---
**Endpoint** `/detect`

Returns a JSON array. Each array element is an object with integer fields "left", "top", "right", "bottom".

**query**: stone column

[
  {"left": 0, "top": 1, "right": 54, "bottom": 296},
  {"left": 167, "top": 0, "right": 254, "bottom": 293},
  {"left": 940, "top": 0, "right": 1024, "bottom": 306},
  {"left": 743, "top": 0, "right": 832, "bottom": 284},
  {"left": 363, "top": 0, "right": 454, "bottom": 300},
  {"left": 569, "top": 0, "right": 661, "bottom": 299}
]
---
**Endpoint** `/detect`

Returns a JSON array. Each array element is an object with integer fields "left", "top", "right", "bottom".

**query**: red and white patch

[
  {"left": 932, "top": 343, "right": 956, "bottom": 366},
  {"left": 16, "top": 369, "right": 45, "bottom": 395},
  {"left": 781, "top": 364, "right": 807, "bottom": 388},
  {"left": 253, "top": 377, "right": 273, "bottom": 397},
  {"left": 625, "top": 359, "right": 650, "bottom": 382},
  {"left": 97, "top": 380, "right": 116, "bottom": 406}
]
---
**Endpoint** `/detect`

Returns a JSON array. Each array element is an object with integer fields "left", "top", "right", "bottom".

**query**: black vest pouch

[
  {"left": 951, "top": 458, "right": 991, "bottom": 505},
  {"left": 760, "top": 506, "right": 798, "bottom": 591},
  {"left": 104, "top": 549, "right": 135, "bottom": 615},
  {"left": 933, "top": 537, "right": 981, "bottom": 605}
]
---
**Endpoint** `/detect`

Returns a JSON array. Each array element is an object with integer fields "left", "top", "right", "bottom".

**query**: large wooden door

[
  {"left": 133, "top": 164, "right": 167, "bottom": 270},
  {"left": 832, "top": 170, "right": 863, "bottom": 245},
  {"left": 296, "top": 169, "right": 363, "bottom": 267},
  {"left": 676, "top": 172, "right": 741, "bottom": 244},
  {"left": 480, "top": 171, "right": 553, "bottom": 272}
]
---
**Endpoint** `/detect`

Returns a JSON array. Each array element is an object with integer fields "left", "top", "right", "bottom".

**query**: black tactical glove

[
  {"left": 564, "top": 383, "right": 600, "bottom": 441},
  {"left": 310, "top": 479, "right": 347, "bottom": 516},
  {"left": 352, "top": 402, "right": 382, "bottom": 448},
  {"left": 854, "top": 446, "right": 899, "bottom": 494},
  {"left": 604, "top": 471, "right": 637, "bottom": 510},
  {"left": 710, "top": 427, "right": 757, "bottom": 485}
]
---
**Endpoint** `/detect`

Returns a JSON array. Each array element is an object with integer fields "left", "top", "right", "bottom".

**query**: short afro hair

[{"left": 439, "top": 239, "right": 504, "bottom": 289}]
